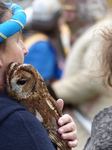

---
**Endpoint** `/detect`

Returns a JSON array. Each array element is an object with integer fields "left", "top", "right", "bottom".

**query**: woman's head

[
  {"left": 0, "top": 2, "right": 28, "bottom": 62},
  {"left": 0, "top": 2, "right": 27, "bottom": 57},
  {"left": 0, "top": 2, "right": 28, "bottom": 91}
]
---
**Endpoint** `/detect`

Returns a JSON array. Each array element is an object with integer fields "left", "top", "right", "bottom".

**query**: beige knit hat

[{"left": 25, "top": 0, "right": 61, "bottom": 24}]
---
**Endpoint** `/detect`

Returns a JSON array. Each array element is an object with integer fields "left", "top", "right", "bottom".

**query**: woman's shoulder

[
  {"left": 91, "top": 106, "right": 112, "bottom": 133},
  {"left": 0, "top": 91, "right": 44, "bottom": 129},
  {"left": 0, "top": 92, "right": 56, "bottom": 150},
  {"left": 0, "top": 91, "right": 44, "bottom": 132},
  {"left": 84, "top": 106, "right": 112, "bottom": 150},
  {"left": 93, "top": 106, "right": 112, "bottom": 123}
]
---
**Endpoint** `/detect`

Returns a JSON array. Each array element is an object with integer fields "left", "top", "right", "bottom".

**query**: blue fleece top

[
  {"left": 0, "top": 91, "right": 56, "bottom": 150},
  {"left": 24, "top": 41, "right": 63, "bottom": 82}
]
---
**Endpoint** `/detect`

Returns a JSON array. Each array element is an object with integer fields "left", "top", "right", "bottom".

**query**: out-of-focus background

[{"left": 4, "top": 0, "right": 112, "bottom": 149}]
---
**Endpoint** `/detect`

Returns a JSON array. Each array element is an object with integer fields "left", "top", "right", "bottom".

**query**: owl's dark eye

[{"left": 17, "top": 80, "right": 26, "bottom": 86}]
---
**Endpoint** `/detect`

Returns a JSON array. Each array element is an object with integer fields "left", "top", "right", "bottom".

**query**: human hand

[{"left": 57, "top": 99, "right": 78, "bottom": 148}]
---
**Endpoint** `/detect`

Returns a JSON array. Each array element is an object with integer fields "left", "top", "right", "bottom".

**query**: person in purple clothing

[{"left": 0, "top": 1, "right": 78, "bottom": 150}]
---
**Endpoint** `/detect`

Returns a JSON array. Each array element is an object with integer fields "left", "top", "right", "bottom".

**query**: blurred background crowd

[{"left": 3, "top": 0, "right": 112, "bottom": 149}]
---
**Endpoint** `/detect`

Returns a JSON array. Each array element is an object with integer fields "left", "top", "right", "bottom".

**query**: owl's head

[{"left": 5, "top": 62, "right": 45, "bottom": 100}]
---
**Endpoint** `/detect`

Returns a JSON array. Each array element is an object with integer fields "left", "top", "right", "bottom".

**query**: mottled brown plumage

[{"left": 5, "top": 62, "right": 71, "bottom": 150}]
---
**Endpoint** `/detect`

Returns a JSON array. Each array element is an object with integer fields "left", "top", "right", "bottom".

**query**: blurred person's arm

[{"left": 51, "top": 69, "right": 102, "bottom": 105}]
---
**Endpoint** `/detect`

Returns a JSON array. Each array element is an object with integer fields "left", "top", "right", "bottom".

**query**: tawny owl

[{"left": 5, "top": 62, "right": 71, "bottom": 150}]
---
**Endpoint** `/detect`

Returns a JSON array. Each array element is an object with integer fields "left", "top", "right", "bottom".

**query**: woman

[{"left": 0, "top": 2, "right": 77, "bottom": 150}]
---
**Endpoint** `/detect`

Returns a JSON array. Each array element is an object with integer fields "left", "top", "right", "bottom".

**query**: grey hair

[{"left": 77, "top": 0, "right": 109, "bottom": 23}]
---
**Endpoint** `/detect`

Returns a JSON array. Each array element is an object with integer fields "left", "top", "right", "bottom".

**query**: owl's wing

[
  {"left": 48, "top": 131, "right": 71, "bottom": 150},
  {"left": 44, "top": 96, "right": 71, "bottom": 149},
  {"left": 46, "top": 96, "right": 62, "bottom": 117},
  {"left": 45, "top": 114, "right": 71, "bottom": 150}
]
